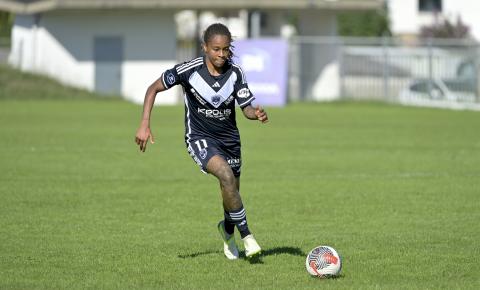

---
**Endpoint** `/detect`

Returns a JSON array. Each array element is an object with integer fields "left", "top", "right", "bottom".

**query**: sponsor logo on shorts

[
  {"left": 227, "top": 158, "right": 241, "bottom": 168},
  {"left": 188, "top": 146, "right": 203, "bottom": 168},
  {"left": 237, "top": 88, "right": 251, "bottom": 99},
  {"left": 197, "top": 108, "right": 232, "bottom": 120}
]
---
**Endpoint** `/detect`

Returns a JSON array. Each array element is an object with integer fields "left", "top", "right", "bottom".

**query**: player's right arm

[
  {"left": 135, "top": 76, "right": 167, "bottom": 152},
  {"left": 135, "top": 62, "right": 188, "bottom": 152}
]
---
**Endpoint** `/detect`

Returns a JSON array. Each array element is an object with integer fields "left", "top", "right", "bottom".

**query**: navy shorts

[{"left": 186, "top": 137, "right": 242, "bottom": 177}]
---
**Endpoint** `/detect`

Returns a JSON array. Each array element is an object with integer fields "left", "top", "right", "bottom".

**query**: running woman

[{"left": 135, "top": 23, "right": 268, "bottom": 259}]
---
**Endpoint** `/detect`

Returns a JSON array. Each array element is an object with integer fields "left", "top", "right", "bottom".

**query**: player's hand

[
  {"left": 135, "top": 125, "right": 155, "bottom": 152},
  {"left": 255, "top": 106, "right": 269, "bottom": 123}
]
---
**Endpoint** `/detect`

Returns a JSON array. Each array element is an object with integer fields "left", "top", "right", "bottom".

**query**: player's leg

[
  {"left": 207, "top": 155, "right": 243, "bottom": 210},
  {"left": 207, "top": 155, "right": 241, "bottom": 259},
  {"left": 207, "top": 156, "right": 261, "bottom": 257},
  {"left": 207, "top": 155, "right": 247, "bottom": 237},
  {"left": 232, "top": 176, "right": 261, "bottom": 258},
  {"left": 220, "top": 176, "right": 240, "bottom": 236}
]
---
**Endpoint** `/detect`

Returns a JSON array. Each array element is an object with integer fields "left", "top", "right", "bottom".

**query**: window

[{"left": 419, "top": 0, "right": 442, "bottom": 12}]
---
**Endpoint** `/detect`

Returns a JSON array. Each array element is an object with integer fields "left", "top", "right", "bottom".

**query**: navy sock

[
  {"left": 226, "top": 206, "right": 251, "bottom": 239},
  {"left": 223, "top": 210, "right": 235, "bottom": 235}
]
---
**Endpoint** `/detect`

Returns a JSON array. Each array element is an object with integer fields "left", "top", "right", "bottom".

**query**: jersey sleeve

[
  {"left": 233, "top": 65, "right": 255, "bottom": 108},
  {"left": 160, "top": 63, "right": 189, "bottom": 90}
]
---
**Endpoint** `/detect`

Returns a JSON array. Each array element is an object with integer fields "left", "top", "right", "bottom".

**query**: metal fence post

[
  {"left": 335, "top": 38, "right": 347, "bottom": 99},
  {"left": 382, "top": 36, "right": 390, "bottom": 101},
  {"left": 476, "top": 44, "right": 480, "bottom": 102},
  {"left": 427, "top": 38, "right": 433, "bottom": 98},
  {"left": 288, "top": 37, "right": 300, "bottom": 102}
]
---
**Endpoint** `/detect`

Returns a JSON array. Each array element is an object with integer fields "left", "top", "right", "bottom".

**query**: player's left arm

[
  {"left": 233, "top": 65, "right": 268, "bottom": 123},
  {"left": 242, "top": 105, "right": 269, "bottom": 123}
]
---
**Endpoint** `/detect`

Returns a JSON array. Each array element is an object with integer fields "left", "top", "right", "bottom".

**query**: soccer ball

[{"left": 305, "top": 246, "right": 342, "bottom": 278}]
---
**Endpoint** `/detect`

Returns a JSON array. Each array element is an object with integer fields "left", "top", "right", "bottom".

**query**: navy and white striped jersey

[{"left": 161, "top": 57, "right": 255, "bottom": 146}]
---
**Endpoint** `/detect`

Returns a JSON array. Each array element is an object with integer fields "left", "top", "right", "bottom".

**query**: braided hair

[{"left": 202, "top": 23, "right": 235, "bottom": 62}]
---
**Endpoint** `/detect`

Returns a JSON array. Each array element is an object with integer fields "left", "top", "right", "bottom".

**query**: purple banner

[{"left": 234, "top": 39, "right": 288, "bottom": 107}]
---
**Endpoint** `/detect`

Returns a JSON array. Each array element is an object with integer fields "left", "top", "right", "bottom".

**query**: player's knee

[{"left": 217, "top": 165, "right": 236, "bottom": 188}]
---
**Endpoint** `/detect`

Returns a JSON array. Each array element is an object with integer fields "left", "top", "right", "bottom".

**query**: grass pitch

[{"left": 0, "top": 71, "right": 479, "bottom": 289}]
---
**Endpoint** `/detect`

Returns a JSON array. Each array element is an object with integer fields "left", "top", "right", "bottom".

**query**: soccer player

[{"left": 134, "top": 23, "right": 268, "bottom": 260}]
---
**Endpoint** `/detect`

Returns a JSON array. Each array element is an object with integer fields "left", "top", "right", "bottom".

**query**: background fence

[
  {"left": 2, "top": 34, "right": 480, "bottom": 110},
  {"left": 289, "top": 36, "right": 480, "bottom": 109}
]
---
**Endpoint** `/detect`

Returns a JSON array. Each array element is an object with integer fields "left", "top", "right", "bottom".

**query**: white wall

[
  {"left": 389, "top": 0, "right": 480, "bottom": 40},
  {"left": 298, "top": 11, "right": 340, "bottom": 101},
  {"left": 10, "top": 10, "right": 179, "bottom": 104},
  {"left": 9, "top": 15, "right": 37, "bottom": 71},
  {"left": 389, "top": 0, "right": 421, "bottom": 35},
  {"left": 443, "top": 0, "right": 480, "bottom": 40}
]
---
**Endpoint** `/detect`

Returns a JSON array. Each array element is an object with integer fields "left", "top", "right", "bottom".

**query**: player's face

[{"left": 203, "top": 34, "right": 231, "bottom": 69}]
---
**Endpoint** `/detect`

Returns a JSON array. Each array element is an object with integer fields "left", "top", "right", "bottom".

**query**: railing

[
  {"left": 176, "top": 35, "right": 480, "bottom": 110},
  {"left": 289, "top": 36, "right": 480, "bottom": 109}
]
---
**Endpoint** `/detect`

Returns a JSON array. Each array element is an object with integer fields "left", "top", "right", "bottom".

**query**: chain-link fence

[{"left": 289, "top": 36, "right": 480, "bottom": 109}]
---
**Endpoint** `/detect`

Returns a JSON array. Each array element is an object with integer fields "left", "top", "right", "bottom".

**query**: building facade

[
  {"left": 389, "top": 0, "right": 480, "bottom": 40},
  {"left": 0, "top": 0, "right": 383, "bottom": 104}
]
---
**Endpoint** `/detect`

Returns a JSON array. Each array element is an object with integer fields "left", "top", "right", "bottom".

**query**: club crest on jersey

[
  {"left": 237, "top": 88, "right": 250, "bottom": 99},
  {"left": 200, "top": 148, "right": 208, "bottom": 159},
  {"left": 211, "top": 95, "right": 222, "bottom": 106},
  {"left": 166, "top": 73, "right": 176, "bottom": 85}
]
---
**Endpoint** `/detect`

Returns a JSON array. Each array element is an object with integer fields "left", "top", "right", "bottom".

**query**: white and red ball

[{"left": 305, "top": 246, "right": 342, "bottom": 277}]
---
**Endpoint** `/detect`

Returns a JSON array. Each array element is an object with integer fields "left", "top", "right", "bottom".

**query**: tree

[
  {"left": 420, "top": 16, "right": 470, "bottom": 39},
  {"left": 0, "top": 11, "right": 13, "bottom": 38},
  {"left": 337, "top": 10, "right": 391, "bottom": 37}
]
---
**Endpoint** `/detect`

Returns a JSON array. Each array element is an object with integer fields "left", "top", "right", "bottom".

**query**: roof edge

[
  {"left": 0, "top": 0, "right": 56, "bottom": 14},
  {"left": 0, "top": 0, "right": 384, "bottom": 14}
]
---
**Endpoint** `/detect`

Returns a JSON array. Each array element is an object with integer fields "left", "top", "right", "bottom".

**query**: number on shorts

[{"left": 194, "top": 139, "right": 208, "bottom": 151}]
